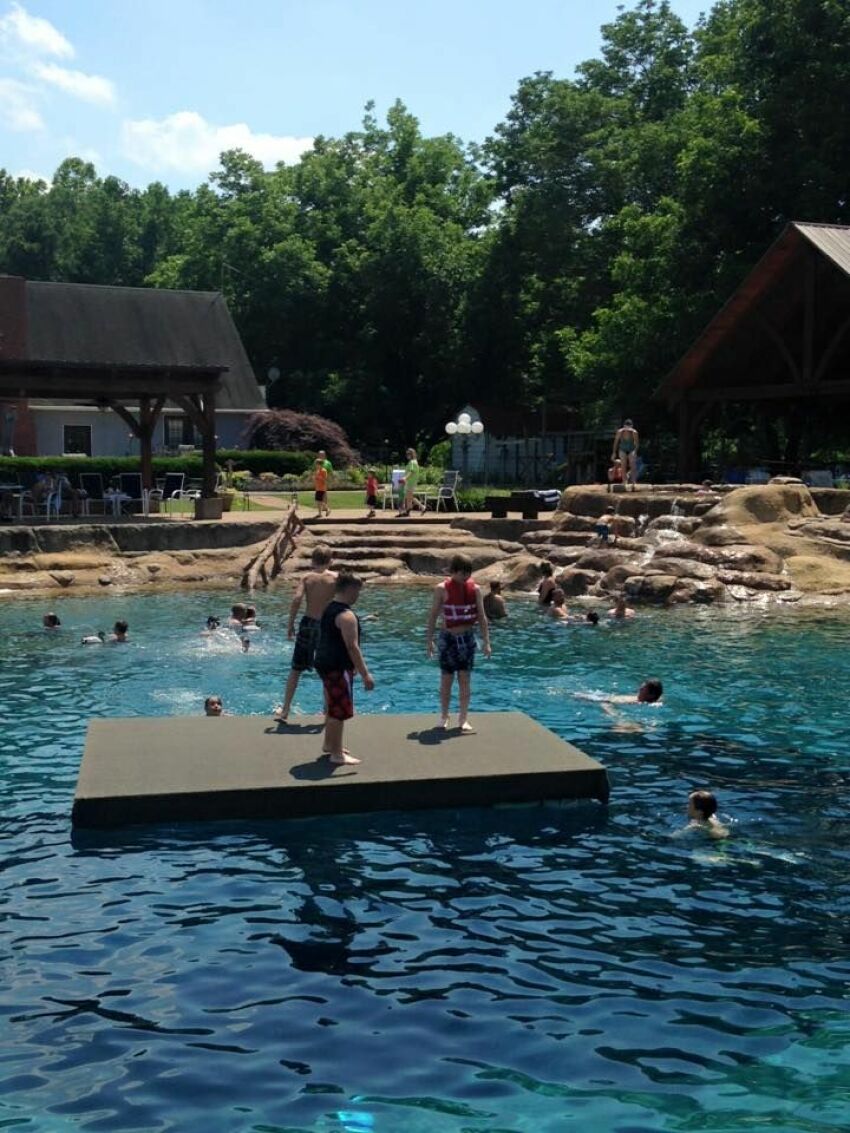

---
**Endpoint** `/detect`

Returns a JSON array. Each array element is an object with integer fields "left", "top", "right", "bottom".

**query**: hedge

[{"left": 0, "top": 449, "right": 315, "bottom": 484}]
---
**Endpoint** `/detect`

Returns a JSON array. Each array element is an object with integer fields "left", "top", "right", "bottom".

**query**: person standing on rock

[
  {"left": 612, "top": 419, "right": 639, "bottom": 491},
  {"left": 274, "top": 545, "right": 337, "bottom": 722},
  {"left": 426, "top": 553, "right": 491, "bottom": 732}
]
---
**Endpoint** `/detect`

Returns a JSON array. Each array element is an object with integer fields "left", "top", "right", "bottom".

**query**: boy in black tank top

[{"left": 315, "top": 573, "right": 375, "bottom": 764}]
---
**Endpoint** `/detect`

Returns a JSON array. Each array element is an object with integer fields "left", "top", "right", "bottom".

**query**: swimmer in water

[
  {"left": 576, "top": 679, "right": 663, "bottom": 706},
  {"left": 110, "top": 620, "right": 129, "bottom": 643},
  {"left": 43, "top": 612, "right": 61, "bottom": 629},
  {"left": 229, "top": 603, "right": 247, "bottom": 628},
  {"left": 537, "top": 561, "right": 556, "bottom": 606},
  {"left": 608, "top": 594, "right": 635, "bottom": 619},
  {"left": 204, "top": 694, "right": 224, "bottom": 717},
  {"left": 241, "top": 636, "right": 251, "bottom": 653},
  {"left": 201, "top": 615, "right": 221, "bottom": 635},
  {"left": 686, "top": 789, "right": 730, "bottom": 839},
  {"left": 584, "top": 610, "right": 599, "bottom": 626},
  {"left": 547, "top": 588, "right": 570, "bottom": 620}
]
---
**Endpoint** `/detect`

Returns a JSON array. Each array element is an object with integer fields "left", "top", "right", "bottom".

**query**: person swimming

[
  {"left": 110, "top": 620, "right": 129, "bottom": 643},
  {"left": 686, "top": 789, "right": 730, "bottom": 839},
  {"left": 537, "top": 562, "right": 556, "bottom": 606},
  {"left": 576, "top": 678, "right": 663, "bottom": 705},
  {"left": 608, "top": 594, "right": 635, "bottom": 619},
  {"left": 547, "top": 588, "right": 570, "bottom": 620},
  {"left": 43, "top": 612, "right": 61, "bottom": 629},
  {"left": 204, "top": 694, "right": 224, "bottom": 717},
  {"left": 201, "top": 615, "right": 221, "bottom": 635}
]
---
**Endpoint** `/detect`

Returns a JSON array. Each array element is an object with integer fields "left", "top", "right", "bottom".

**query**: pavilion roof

[{"left": 0, "top": 277, "right": 264, "bottom": 409}]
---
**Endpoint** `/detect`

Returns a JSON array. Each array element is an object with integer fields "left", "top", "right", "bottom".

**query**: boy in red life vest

[{"left": 426, "top": 553, "right": 491, "bottom": 732}]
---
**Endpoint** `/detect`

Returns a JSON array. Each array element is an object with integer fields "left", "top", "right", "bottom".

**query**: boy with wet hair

[
  {"left": 204, "top": 695, "right": 224, "bottom": 717},
  {"left": 110, "top": 620, "right": 129, "bottom": 643},
  {"left": 43, "top": 612, "right": 61, "bottom": 629},
  {"left": 315, "top": 573, "right": 375, "bottom": 764},
  {"left": 482, "top": 580, "right": 507, "bottom": 620},
  {"left": 687, "top": 789, "right": 730, "bottom": 839},
  {"left": 426, "top": 553, "right": 491, "bottom": 732},
  {"left": 274, "top": 545, "right": 337, "bottom": 722}
]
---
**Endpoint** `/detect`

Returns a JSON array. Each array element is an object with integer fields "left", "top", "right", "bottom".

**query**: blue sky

[{"left": 1, "top": 0, "right": 710, "bottom": 190}]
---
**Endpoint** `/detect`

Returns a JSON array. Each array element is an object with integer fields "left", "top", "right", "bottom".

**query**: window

[
  {"left": 63, "top": 424, "right": 92, "bottom": 456},
  {"left": 164, "top": 416, "right": 198, "bottom": 449}
]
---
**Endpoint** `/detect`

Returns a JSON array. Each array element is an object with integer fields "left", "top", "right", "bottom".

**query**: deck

[{"left": 72, "top": 712, "right": 609, "bottom": 828}]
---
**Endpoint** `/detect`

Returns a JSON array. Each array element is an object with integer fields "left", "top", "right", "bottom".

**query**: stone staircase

[{"left": 286, "top": 519, "right": 527, "bottom": 579}]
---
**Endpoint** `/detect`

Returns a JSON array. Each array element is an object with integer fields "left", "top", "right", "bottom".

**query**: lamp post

[{"left": 445, "top": 411, "right": 484, "bottom": 485}]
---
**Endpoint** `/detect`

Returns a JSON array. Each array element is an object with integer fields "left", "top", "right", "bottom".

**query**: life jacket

[{"left": 443, "top": 577, "right": 477, "bottom": 628}]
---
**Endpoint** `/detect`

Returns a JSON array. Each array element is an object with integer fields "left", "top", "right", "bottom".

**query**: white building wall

[{"left": 30, "top": 408, "right": 254, "bottom": 457}]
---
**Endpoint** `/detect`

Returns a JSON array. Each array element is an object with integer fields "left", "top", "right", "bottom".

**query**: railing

[{"left": 241, "top": 504, "right": 304, "bottom": 590}]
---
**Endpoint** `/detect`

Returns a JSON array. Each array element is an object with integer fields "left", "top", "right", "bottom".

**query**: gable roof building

[{"left": 659, "top": 222, "right": 850, "bottom": 478}]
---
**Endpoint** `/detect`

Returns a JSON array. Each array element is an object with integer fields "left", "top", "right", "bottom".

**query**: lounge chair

[
  {"left": 118, "top": 473, "right": 147, "bottom": 516},
  {"left": 421, "top": 470, "right": 461, "bottom": 512},
  {"left": 79, "top": 473, "right": 107, "bottom": 515},
  {"left": 148, "top": 471, "right": 186, "bottom": 513}
]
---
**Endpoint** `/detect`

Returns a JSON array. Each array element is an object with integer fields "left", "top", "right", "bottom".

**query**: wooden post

[
  {"left": 803, "top": 249, "right": 816, "bottom": 385},
  {"left": 201, "top": 388, "right": 217, "bottom": 497}
]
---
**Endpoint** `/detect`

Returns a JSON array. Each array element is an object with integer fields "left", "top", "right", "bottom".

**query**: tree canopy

[{"left": 2, "top": 0, "right": 848, "bottom": 461}]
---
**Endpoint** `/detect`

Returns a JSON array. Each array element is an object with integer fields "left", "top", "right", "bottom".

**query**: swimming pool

[{"left": 1, "top": 588, "right": 849, "bottom": 1131}]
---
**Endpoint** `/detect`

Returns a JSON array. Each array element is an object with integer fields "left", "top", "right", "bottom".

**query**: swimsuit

[
  {"left": 618, "top": 432, "right": 636, "bottom": 455},
  {"left": 438, "top": 630, "right": 477, "bottom": 673},
  {"left": 440, "top": 577, "right": 478, "bottom": 672},
  {"left": 291, "top": 615, "right": 320, "bottom": 671}
]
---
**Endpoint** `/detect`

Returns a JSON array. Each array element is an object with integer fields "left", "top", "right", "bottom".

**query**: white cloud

[
  {"left": 121, "top": 110, "right": 313, "bottom": 175},
  {"left": 32, "top": 61, "right": 115, "bottom": 104},
  {"left": 0, "top": 76, "right": 43, "bottom": 130},
  {"left": 0, "top": 2, "right": 73, "bottom": 59}
]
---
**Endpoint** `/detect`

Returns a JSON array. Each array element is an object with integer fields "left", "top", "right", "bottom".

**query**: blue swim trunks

[{"left": 438, "top": 630, "right": 477, "bottom": 673}]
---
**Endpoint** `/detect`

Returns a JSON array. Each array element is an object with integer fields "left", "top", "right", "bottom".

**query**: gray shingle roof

[{"left": 13, "top": 279, "right": 264, "bottom": 410}]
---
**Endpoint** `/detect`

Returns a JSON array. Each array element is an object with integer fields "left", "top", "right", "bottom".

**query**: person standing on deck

[
  {"left": 612, "top": 419, "right": 639, "bottom": 491},
  {"left": 314, "top": 458, "right": 331, "bottom": 517},
  {"left": 315, "top": 573, "right": 375, "bottom": 765},
  {"left": 273, "top": 545, "right": 337, "bottom": 722},
  {"left": 426, "top": 553, "right": 491, "bottom": 732}
]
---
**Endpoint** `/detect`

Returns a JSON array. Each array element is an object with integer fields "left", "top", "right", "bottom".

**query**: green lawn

[{"left": 162, "top": 495, "right": 276, "bottom": 514}]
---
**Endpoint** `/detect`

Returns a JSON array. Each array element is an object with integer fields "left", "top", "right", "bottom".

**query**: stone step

[{"left": 290, "top": 556, "right": 407, "bottom": 577}]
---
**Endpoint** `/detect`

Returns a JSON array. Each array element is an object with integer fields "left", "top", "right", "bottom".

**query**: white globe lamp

[
  {"left": 471, "top": 420, "right": 484, "bottom": 434},
  {"left": 458, "top": 412, "right": 472, "bottom": 426},
  {"left": 457, "top": 420, "right": 471, "bottom": 435},
  {"left": 445, "top": 421, "right": 458, "bottom": 435}
]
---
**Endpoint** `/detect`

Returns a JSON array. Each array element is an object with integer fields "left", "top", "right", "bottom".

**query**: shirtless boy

[
  {"left": 686, "top": 789, "right": 730, "bottom": 839},
  {"left": 274, "top": 545, "right": 337, "bottom": 721},
  {"left": 426, "top": 553, "right": 491, "bottom": 732}
]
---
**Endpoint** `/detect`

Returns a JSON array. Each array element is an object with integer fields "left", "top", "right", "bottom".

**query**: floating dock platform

[{"left": 71, "top": 712, "right": 609, "bottom": 828}]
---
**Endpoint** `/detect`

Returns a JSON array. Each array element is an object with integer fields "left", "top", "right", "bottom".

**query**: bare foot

[
  {"left": 459, "top": 720, "right": 474, "bottom": 733},
  {"left": 437, "top": 716, "right": 450, "bottom": 730},
  {"left": 328, "top": 751, "right": 361, "bottom": 765}
]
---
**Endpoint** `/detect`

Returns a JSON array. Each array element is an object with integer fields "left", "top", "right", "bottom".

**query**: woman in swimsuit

[
  {"left": 612, "top": 419, "right": 639, "bottom": 491},
  {"left": 537, "top": 561, "right": 557, "bottom": 606}
]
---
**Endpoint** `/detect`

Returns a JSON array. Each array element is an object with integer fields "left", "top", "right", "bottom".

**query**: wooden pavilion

[
  {"left": 659, "top": 222, "right": 850, "bottom": 479},
  {"left": 0, "top": 275, "right": 261, "bottom": 496}
]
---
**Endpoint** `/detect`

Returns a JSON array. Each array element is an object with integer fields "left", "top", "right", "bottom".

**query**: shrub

[
  {"left": 427, "top": 439, "right": 452, "bottom": 469},
  {"left": 245, "top": 410, "right": 359, "bottom": 468},
  {"left": 0, "top": 449, "right": 314, "bottom": 485}
]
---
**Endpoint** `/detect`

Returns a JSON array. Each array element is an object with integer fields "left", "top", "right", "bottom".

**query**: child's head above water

[
  {"left": 550, "top": 587, "right": 566, "bottom": 607},
  {"left": 113, "top": 619, "right": 128, "bottom": 637},
  {"left": 43, "top": 612, "right": 61, "bottom": 628},
  {"left": 206, "top": 615, "right": 220, "bottom": 630},
  {"left": 586, "top": 610, "right": 599, "bottom": 625},
  {"left": 688, "top": 789, "right": 717, "bottom": 821},
  {"left": 204, "top": 695, "right": 223, "bottom": 716},
  {"left": 231, "top": 603, "right": 247, "bottom": 620},
  {"left": 637, "top": 678, "right": 663, "bottom": 703}
]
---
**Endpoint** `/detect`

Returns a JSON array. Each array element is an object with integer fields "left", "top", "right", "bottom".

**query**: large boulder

[
  {"left": 623, "top": 574, "right": 679, "bottom": 603},
  {"left": 716, "top": 569, "right": 792, "bottom": 591},
  {"left": 555, "top": 568, "right": 600, "bottom": 596},
  {"left": 646, "top": 556, "right": 717, "bottom": 580},
  {"left": 649, "top": 541, "right": 720, "bottom": 565},
  {"left": 716, "top": 546, "right": 784, "bottom": 574},
  {"left": 696, "top": 526, "right": 747, "bottom": 547},
  {"left": 575, "top": 549, "right": 630, "bottom": 572},
  {"left": 600, "top": 564, "right": 635, "bottom": 591}
]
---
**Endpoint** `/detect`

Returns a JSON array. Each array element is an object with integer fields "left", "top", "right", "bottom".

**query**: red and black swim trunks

[{"left": 321, "top": 669, "right": 354, "bottom": 720}]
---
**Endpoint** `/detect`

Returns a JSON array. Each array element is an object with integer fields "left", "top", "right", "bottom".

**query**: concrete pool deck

[{"left": 72, "top": 712, "right": 610, "bottom": 828}]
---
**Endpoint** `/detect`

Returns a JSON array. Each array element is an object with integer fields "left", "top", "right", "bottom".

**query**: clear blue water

[{"left": 2, "top": 588, "right": 850, "bottom": 1133}]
